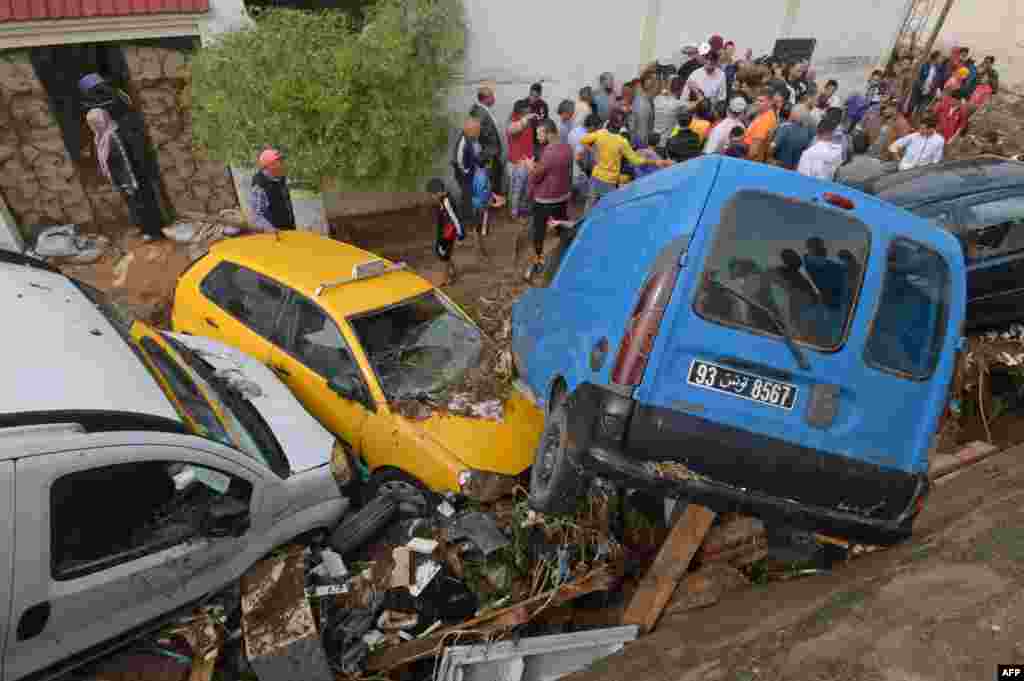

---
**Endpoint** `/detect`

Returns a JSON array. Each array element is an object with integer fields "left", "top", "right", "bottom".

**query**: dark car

[{"left": 850, "top": 156, "right": 1024, "bottom": 330}]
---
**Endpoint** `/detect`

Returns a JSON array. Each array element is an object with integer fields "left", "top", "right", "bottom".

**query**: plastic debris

[
  {"left": 318, "top": 548, "right": 347, "bottom": 579},
  {"left": 409, "top": 560, "right": 442, "bottom": 597},
  {"left": 437, "top": 500, "right": 456, "bottom": 518},
  {"left": 407, "top": 537, "right": 439, "bottom": 555},
  {"left": 448, "top": 511, "right": 510, "bottom": 557}
]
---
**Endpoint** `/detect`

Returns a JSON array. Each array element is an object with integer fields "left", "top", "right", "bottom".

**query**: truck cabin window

[{"left": 695, "top": 190, "right": 871, "bottom": 350}]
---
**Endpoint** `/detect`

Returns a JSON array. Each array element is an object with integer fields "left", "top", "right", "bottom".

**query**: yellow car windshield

[{"left": 349, "top": 291, "right": 483, "bottom": 401}]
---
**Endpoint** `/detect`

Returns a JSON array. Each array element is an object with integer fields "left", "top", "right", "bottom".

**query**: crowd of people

[{"left": 425, "top": 39, "right": 1004, "bottom": 285}]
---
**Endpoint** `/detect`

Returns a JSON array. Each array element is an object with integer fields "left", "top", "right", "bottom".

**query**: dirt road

[{"left": 569, "top": 445, "right": 1024, "bottom": 681}]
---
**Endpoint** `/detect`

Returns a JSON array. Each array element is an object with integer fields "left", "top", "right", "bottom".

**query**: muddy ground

[
  {"left": 570, "top": 444, "right": 1024, "bottom": 681},
  {"left": 60, "top": 200, "right": 1024, "bottom": 681}
]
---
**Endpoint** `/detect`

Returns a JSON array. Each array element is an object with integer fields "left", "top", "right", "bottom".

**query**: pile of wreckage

[{"left": 85, "top": 476, "right": 882, "bottom": 681}]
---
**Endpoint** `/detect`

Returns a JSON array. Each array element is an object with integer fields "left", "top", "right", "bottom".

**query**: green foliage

[{"left": 192, "top": 0, "right": 466, "bottom": 190}]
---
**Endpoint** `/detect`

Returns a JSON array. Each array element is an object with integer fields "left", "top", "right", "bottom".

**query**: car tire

[
  {"left": 329, "top": 494, "right": 399, "bottom": 555},
  {"left": 529, "top": 401, "right": 586, "bottom": 515},
  {"left": 362, "top": 468, "right": 434, "bottom": 518}
]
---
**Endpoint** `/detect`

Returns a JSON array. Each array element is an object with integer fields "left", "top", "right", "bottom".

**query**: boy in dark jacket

[
  {"left": 428, "top": 178, "right": 464, "bottom": 285},
  {"left": 722, "top": 125, "right": 749, "bottom": 157}
]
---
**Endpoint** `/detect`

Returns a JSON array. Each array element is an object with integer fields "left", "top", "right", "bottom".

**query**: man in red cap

[
  {"left": 250, "top": 148, "right": 295, "bottom": 232},
  {"left": 709, "top": 35, "right": 724, "bottom": 53}
]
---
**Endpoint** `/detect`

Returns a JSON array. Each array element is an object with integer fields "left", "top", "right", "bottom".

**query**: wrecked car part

[
  {"left": 329, "top": 494, "right": 399, "bottom": 555},
  {"left": 447, "top": 511, "right": 511, "bottom": 557},
  {"left": 435, "top": 625, "right": 639, "bottom": 681},
  {"left": 240, "top": 548, "right": 335, "bottom": 681}
]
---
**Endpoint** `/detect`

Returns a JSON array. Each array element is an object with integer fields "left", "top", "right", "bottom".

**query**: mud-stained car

[
  {"left": 172, "top": 231, "right": 544, "bottom": 510},
  {"left": 513, "top": 156, "right": 966, "bottom": 546},
  {"left": 0, "top": 250, "right": 348, "bottom": 681}
]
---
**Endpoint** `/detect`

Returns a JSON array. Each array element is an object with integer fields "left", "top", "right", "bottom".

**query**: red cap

[
  {"left": 709, "top": 35, "right": 725, "bottom": 51},
  {"left": 258, "top": 148, "right": 283, "bottom": 168}
]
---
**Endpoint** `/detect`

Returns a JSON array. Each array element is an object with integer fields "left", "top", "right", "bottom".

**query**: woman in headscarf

[{"left": 85, "top": 108, "right": 164, "bottom": 241}]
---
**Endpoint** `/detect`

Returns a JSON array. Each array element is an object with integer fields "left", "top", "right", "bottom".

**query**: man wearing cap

[
  {"left": 250, "top": 149, "right": 295, "bottom": 232},
  {"left": 682, "top": 49, "right": 726, "bottom": 107},
  {"left": 704, "top": 96, "right": 748, "bottom": 154}
]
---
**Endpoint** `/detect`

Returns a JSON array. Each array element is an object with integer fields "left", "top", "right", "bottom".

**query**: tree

[{"left": 191, "top": 0, "right": 466, "bottom": 191}]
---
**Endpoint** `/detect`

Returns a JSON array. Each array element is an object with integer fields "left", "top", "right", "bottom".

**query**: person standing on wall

[
  {"left": 84, "top": 107, "right": 165, "bottom": 242},
  {"left": 470, "top": 86, "right": 507, "bottom": 212},
  {"left": 249, "top": 148, "right": 295, "bottom": 233},
  {"left": 80, "top": 73, "right": 168, "bottom": 240}
]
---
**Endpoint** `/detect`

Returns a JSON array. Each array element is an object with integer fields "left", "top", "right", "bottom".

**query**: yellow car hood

[{"left": 410, "top": 389, "right": 545, "bottom": 475}]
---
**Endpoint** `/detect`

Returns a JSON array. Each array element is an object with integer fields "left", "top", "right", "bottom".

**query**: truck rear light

[
  {"left": 611, "top": 263, "right": 681, "bottom": 386},
  {"left": 823, "top": 193, "right": 855, "bottom": 210}
]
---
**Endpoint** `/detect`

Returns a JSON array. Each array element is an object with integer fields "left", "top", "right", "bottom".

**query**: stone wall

[{"left": 0, "top": 42, "right": 237, "bottom": 238}]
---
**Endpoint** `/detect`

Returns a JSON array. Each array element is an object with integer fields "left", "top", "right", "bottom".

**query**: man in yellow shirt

[
  {"left": 743, "top": 91, "right": 778, "bottom": 162},
  {"left": 580, "top": 111, "right": 672, "bottom": 211}
]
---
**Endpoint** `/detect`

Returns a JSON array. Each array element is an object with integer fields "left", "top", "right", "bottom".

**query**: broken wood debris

[{"left": 622, "top": 504, "right": 716, "bottom": 634}]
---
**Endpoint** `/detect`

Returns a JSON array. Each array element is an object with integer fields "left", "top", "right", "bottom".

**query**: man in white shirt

[
  {"left": 682, "top": 51, "right": 727, "bottom": 106},
  {"left": 704, "top": 96, "right": 748, "bottom": 154},
  {"left": 652, "top": 86, "right": 680, "bottom": 137},
  {"left": 889, "top": 115, "right": 945, "bottom": 172},
  {"left": 798, "top": 119, "right": 845, "bottom": 181}
]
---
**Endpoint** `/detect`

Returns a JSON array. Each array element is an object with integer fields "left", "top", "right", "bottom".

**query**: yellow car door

[
  {"left": 269, "top": 293, "right": 370, "bottom": 454},
  {"left": 180, "top": 260, "right": 287, "bottom": 363}
]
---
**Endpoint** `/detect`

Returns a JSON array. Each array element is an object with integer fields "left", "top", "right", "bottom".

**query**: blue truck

[{"left": 511, "top": 156, "right": 966, "bottom": 546}]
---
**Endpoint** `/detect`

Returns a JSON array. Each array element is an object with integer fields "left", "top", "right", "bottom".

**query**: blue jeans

[
  {"left": 507, "top": 162, "right": 530, "bottom": 218},
  {"left": 585, "top": 177, "right": 617, "bottom": 212}
]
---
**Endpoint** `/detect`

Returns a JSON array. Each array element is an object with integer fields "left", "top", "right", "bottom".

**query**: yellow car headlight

[{"left": 331, "top": 440, "right": 354, "bottom": 486}]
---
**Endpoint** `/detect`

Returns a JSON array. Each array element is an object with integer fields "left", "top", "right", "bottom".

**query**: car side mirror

[
  {"left": 202, "top": 496, "right": 250, "bottom": 538},
  {"left": 329, "top": 372, "right": 368, "bottom": 405}
]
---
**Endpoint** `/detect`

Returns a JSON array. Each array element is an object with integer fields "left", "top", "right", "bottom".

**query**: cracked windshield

[{"left": 350, "top": 291, "right": 482, "bottom": 401}]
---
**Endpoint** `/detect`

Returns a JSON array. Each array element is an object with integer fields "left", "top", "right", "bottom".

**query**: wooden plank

[{"left": 621, "top": 504, "right": 716, "bottom": 634}]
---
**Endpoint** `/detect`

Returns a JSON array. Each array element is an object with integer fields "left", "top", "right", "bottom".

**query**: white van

[{"left": 0, "top": 251, "right": 349, "bottom": 681}]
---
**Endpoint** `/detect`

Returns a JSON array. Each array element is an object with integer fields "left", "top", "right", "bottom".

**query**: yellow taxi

[{"left": 171, "top": 231, "right": 544, "bottom": 508}]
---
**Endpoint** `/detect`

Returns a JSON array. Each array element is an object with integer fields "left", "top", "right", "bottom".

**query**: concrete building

[
  {"left": 0, "top": 0, "right": 250, "bottom": 251},
  {"left": 447, "top": 0, "right": 915, "bottom": 151}
]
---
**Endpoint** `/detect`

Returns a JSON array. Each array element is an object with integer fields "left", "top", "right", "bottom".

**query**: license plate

[{"left": 687, "top": 359, "right": 798, "bottom": 410}]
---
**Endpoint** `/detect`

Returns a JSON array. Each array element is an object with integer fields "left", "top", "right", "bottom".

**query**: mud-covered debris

[
  {"left": 650, "top": 461, "right": 706, "bottom": 481},
  {"left": 240, "top": 546, "right": 334, "bottom": 681}
]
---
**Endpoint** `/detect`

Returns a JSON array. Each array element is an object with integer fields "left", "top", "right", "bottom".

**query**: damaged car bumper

[{"left": 567, "top": 383, "right": 929, "bottom": 547}]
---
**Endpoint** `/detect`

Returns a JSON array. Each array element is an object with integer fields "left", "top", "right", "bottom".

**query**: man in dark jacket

[
  {"left": 469, "top": 86, "right": 506, "bottom": 207},
  {"left": 910, "top": 51, "right": 947, "bottom": 115},
  {"left": 250, "top": 148, "right": 295, "bottom": 232}
]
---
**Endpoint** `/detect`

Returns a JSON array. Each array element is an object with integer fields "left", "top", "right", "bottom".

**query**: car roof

[
  {"left": 207, "top": 231, "right": 434, "bottom": 316},
  {"left": 853, "top": 156, "right": 1024, "bottom": 208},
  {"left": 0, "top": 262, "right": 180, "bottom": 423}
]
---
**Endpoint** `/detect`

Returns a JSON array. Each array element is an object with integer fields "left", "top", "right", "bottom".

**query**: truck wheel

[
  {"left": 329, "top": 494, "right": 398, "bottom": 555},
  {"left": 529, "top": 401, "right": 586, "bottom": 514}
]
